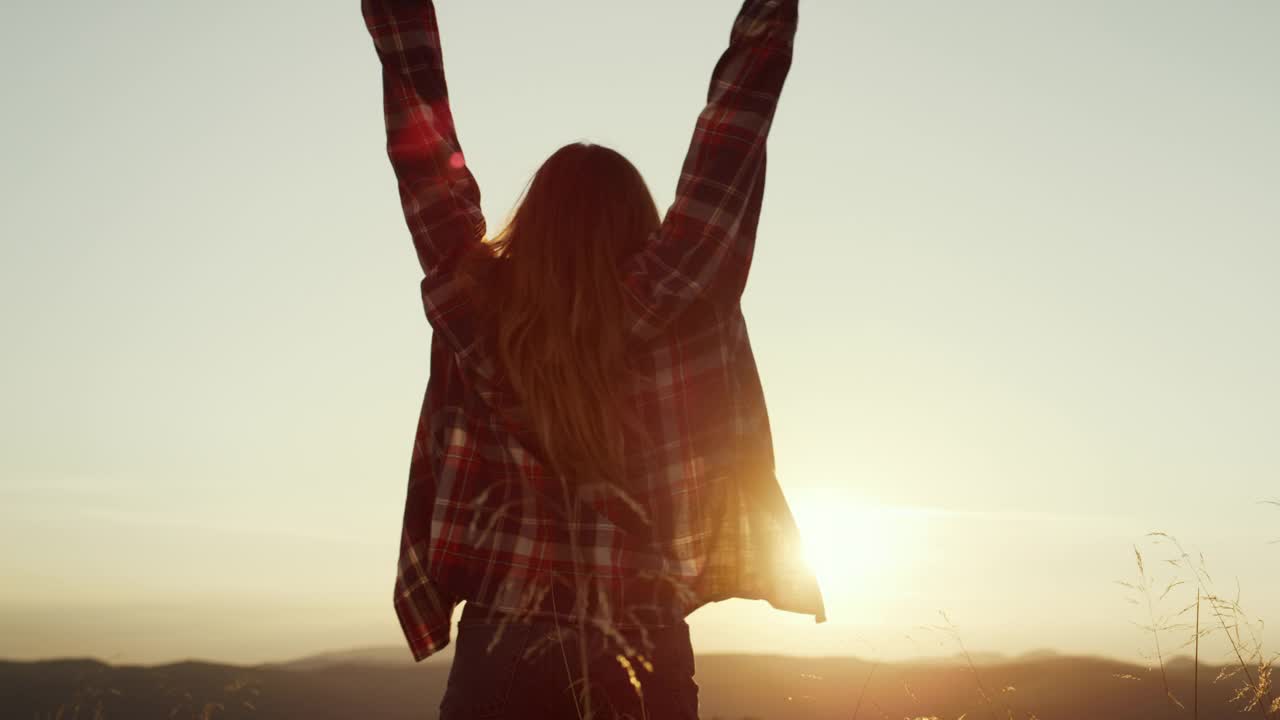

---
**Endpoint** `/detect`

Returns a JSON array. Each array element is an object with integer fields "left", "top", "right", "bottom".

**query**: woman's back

[{"left": 362, "top": 0, "right": 823, "bottom": 716}]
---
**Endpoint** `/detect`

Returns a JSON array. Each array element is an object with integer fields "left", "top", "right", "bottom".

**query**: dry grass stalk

[
  {"left": 1143, "top": 532, "right": 1277, "bottom": 719},
  {"left": 1118, "top": 544, "right": 1185, "bottom": 716},
  {"left": 850, "top": 657, "right": 881, "bottom": 720},
  {"left": 923, "top": 612, "right": 1011, "bottom": 720}
]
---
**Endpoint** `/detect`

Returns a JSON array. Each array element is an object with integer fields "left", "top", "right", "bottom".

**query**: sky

[{"left": 1, "top": 0, "right": 1278, "bottom": 666}]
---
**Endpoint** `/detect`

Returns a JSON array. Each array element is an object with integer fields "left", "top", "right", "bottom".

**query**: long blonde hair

[{"left": 466, "top": 142, "right": 660, "bottom": 487}]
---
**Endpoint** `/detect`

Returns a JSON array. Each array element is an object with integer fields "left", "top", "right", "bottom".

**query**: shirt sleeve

[
  {"left": 621, "top": 0, "right": 798, "bottom": 339},
  {"left": 394, "top": 567, "right": 459, "bottom": 661},
  {"left": 363, "top": 0, "right": 488, "bottom": 360}
]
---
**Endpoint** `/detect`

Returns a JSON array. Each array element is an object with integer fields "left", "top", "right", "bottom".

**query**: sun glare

[{"left": 786, "top": 489, "right": 928, "bottom": 605}]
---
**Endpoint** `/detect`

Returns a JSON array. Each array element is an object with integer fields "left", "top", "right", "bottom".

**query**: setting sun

[{"left": 785, "top": 490, "right": 929, "bottom": 603}]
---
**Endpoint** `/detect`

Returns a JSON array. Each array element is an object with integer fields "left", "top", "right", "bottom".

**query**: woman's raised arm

[
  {"left": 363, "top": 0, "right": 488, "bottom": 354},
  {"left": 621, "top": 0, "right": 798, "bottom": 339}
]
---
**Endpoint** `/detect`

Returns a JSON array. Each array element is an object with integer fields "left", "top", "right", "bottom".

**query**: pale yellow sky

[{"left": 1, "top": 1, "right": 1278, "bottom": 666}]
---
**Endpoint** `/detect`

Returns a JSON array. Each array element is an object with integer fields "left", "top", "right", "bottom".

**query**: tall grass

[
  {"left": 1149, "top": 532, "right": 1277, "bottom": 718},
  {"left": 1118, "top": 530, "right": 1277, "bottom": 720},
  {"left": 1119, "top": 544, "right": 1189, "bottom": 715}
]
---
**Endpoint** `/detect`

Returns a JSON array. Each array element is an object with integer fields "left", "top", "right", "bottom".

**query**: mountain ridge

[{"left": 1, "top": 651, "right": 1252, "bottom": 719}]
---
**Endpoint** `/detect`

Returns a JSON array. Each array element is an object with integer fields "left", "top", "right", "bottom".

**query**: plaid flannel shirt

[{"left": 363, "top": 0, "right": 825, "bottom": 661}]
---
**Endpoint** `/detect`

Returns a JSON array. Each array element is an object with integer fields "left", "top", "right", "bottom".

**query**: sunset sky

[{"left": 2, "top": 1, "right": 1277, "bottom": 666}]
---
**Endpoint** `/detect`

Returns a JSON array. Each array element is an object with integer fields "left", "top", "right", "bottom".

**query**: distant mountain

[
  {"left": 0, "top": 652, "right": 1259, "bottom": 719},
  {"left": 264, "top": 644, "right": 453, "bottom": 671},
  {"left": 904, "top": 648, "right": 1067, "bottom": 666},
  {"left": 272, "top": 645, "right": 1060, "bottom": 671}
]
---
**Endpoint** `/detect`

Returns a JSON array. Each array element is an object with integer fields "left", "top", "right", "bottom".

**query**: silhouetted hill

[
  {"left": 0, "top": 652, "right": 1261, "bottom": 719},
  {"left": 265, "top": 645, "right": 453, "bottom": 671}
]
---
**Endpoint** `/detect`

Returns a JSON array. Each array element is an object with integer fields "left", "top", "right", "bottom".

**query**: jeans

[{"left": 438, "top": 601, "right": 700, "bottom": 719}]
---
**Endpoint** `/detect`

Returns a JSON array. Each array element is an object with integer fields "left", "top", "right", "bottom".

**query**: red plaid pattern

[{"left": 364, "top": 0, "right": 825, "bottom": 661}]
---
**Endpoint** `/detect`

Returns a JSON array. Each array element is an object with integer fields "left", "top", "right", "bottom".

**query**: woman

[{"left": 362, "top": 1, "right": 823, "bottom": 717}]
